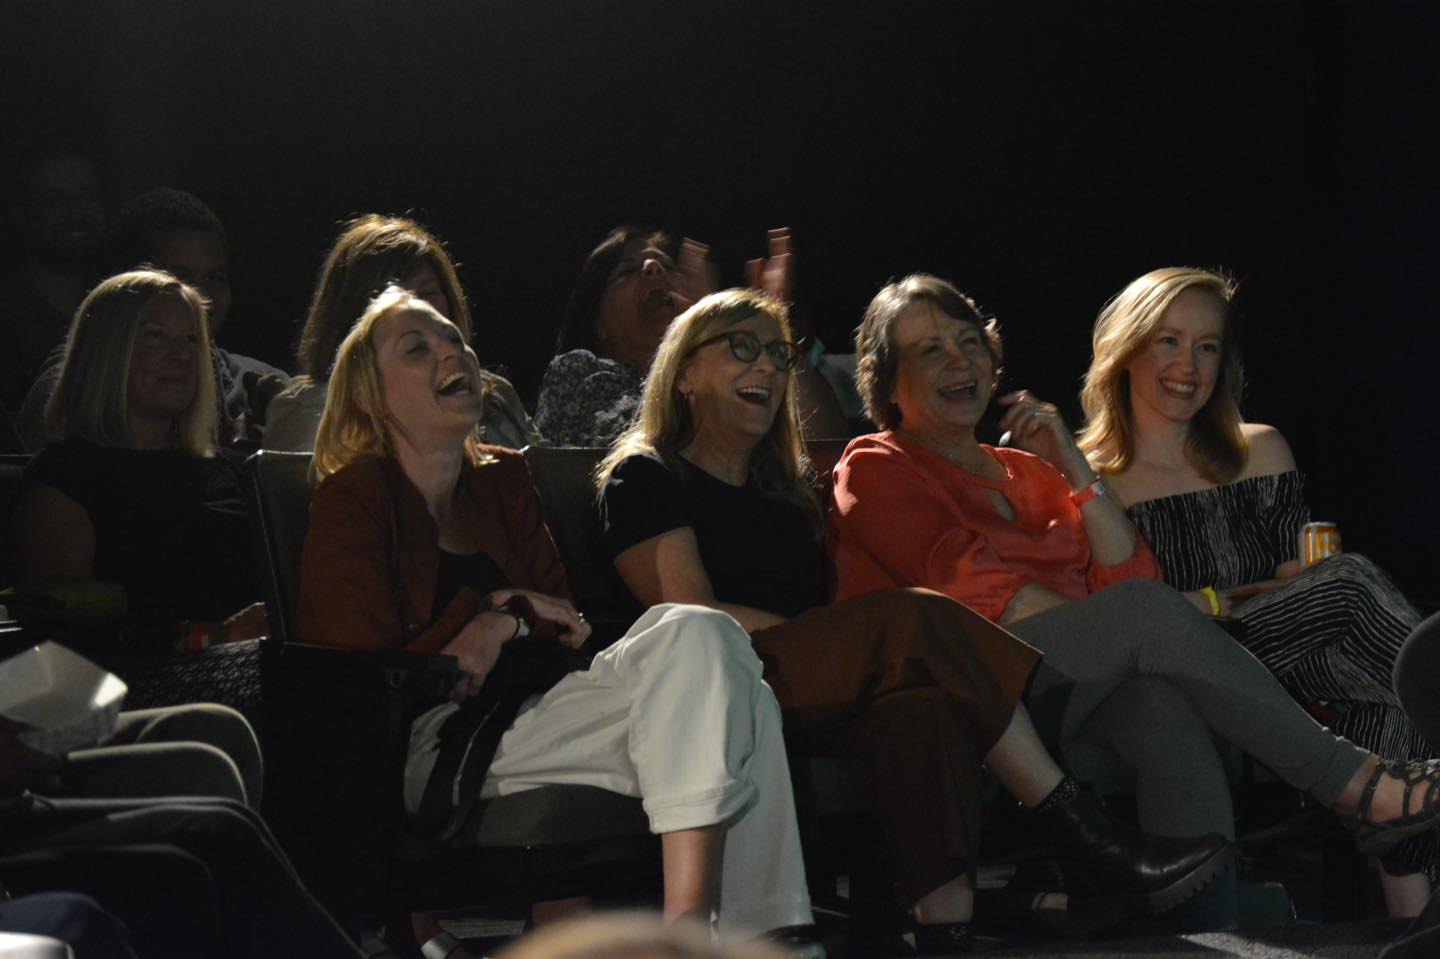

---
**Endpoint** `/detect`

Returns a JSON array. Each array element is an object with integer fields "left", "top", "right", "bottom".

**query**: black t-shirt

[
  {"left": 599, "top": 452, "right": 826, "bottom": 617},
  {"left": 18, "top": 438, "right": 258, "bottom": 625},
  {"left": 434, "top": 548, "right": 510, "bottom": 615}
]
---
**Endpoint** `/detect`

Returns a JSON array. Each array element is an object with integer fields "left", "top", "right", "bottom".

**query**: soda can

[{"left": 1300, "top": 521, "right": 1342, "bottom": 567}]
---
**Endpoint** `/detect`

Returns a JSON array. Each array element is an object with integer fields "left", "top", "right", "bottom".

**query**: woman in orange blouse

[
  {"left": 834, "top": 429, "right": 1161, "bottom": 623},
  {"left": 830, "top": 274, "right": 1440, "bottom": 869}
]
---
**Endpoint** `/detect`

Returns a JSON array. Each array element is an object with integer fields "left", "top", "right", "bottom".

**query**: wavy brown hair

[
  {"left": 854, "top": 274, "right": 1002, "bottom": 431},
  {"left": 294, "top": 214, "right": 471, "bottom": 383}
]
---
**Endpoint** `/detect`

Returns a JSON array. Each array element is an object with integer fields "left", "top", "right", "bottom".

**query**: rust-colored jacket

[{"left": 299, "top": 448, "right": 570, "bottom": 655}]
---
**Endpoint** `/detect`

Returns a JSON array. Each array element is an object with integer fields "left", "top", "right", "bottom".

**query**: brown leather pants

[{"left": 751, "top": 588, "right": 1040, "bottom": 902}]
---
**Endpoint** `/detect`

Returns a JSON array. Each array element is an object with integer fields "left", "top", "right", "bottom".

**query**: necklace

[{"left": 901, "top": 430, "right": 995, "bottom": 478}]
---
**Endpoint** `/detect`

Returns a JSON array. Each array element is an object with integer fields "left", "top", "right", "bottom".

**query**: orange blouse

[{"left": 829, "top": 432, "right": 1160, "bottom": 622}]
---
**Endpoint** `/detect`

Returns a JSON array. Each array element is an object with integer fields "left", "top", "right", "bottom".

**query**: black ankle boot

[
  {"left": 906, "top": 918, "right": 971, "bottom": 956},
  {"left": 1032, "top": 784, "right": 1233, "bottom": 914}
]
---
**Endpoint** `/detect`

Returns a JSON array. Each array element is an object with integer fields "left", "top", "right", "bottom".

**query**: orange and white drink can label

[{"left": 1300, "top": 521, "right": 1342, "bottom": 567}]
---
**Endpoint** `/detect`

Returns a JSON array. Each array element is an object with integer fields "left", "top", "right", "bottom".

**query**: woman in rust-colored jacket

[{"left": 298, "top": 286, "right": 813, "bottom": 958}]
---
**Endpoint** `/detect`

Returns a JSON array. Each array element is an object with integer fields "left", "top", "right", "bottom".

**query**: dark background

[{"left": 4, "top": 0, "right": 1438, "bottom": 598}]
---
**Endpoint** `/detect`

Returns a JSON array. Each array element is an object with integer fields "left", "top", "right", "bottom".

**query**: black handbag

[
  {"left": 95, "top": 639, "right": 265, "bottom": 718},
  {"left": 412, "top": 639, "right": 582, "bottom": 847}
]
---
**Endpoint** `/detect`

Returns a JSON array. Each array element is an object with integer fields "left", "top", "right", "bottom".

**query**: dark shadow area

[{"left": 3, "top": 0, "right": 1437, "bottom": 594}]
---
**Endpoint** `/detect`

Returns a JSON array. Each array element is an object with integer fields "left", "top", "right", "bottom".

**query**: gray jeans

[{"left": 1009, "top": 579, "right": 1369, "bottom": 808}]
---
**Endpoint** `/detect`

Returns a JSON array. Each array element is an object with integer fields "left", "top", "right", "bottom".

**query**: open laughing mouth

[
  {"left": 1160, "top": 378, "right": 1197, "bottom": 396},
  {"left": 938, "top": 379, "right": 978, "bottom": 399},
  {"left": 736, "top": 385, "right": 772, "bottom": 405},
  {"left": 641, "top": 286, "right": 677, "bottom": 312},
  {"left": 436, "top": 371, "right": 473, "bottom": 396}
]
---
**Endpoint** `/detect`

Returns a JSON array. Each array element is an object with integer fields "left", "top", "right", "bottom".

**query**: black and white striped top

[{"left": 1125, "top": 471, "right": 1309, "bottom": 591}]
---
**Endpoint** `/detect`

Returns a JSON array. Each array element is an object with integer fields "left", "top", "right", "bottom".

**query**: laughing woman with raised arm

[
  {"left": 597, "top": 288, "right": 1231, "bottom": 954},
  {"left": 828, "top": 274, "right": 1440, "bottom": 907},
  {"left": 535, "top": 225, "right": 849, "bottom": 446},
  {"left": 298, "top": 287, "right": 813, "bottom": 959}
]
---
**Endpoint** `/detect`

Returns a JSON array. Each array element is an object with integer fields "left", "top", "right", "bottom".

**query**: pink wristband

[{"left": 1069, "top": 478, "right": 1107, "bottom": 508}]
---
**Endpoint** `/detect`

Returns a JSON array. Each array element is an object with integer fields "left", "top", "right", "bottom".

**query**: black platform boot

[
  {"left": 1031, "top": 779, "right": 1233, "bottom": 915},
  {"left": 906, "top": 917, "right": 972, "bottom": 956}
]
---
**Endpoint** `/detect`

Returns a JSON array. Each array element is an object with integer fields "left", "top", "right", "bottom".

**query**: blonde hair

[
  {"left": 46, "top": 269, "right": 217, "bottom": 455},
  {"left": 1078, "top": 267, "right": 1245, "bottom": 482},
  {"left": 311, "top": 285, "right": 488, "bottom": 480},
  {"left": 596, "top": 288, "right": 820, "bottom": 531},
  {"left": 854, "top": 274, "right": 1002, "bottom": 431}
]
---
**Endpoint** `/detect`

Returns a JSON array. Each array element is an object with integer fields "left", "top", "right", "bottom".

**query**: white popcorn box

[{"left": 0, "top": 641, "right": 128, "bottom": 757}]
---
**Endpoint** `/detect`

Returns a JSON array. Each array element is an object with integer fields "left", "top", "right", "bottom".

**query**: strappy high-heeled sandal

[{"left": 1348, "top": 758, "right": 1440, "bottom": 855}]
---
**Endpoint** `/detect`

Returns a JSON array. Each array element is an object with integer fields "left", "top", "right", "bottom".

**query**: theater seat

[{"left": 0, "top": 454, "right": 32, "bottom": 588}]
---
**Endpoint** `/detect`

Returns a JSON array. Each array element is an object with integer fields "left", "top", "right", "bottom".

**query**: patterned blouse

[
  {"left": 1125, "top": 471, "right": 1309, "bottom": 592},
  {"left": 533, "top": 349, "right": 646, "bottom": 447}
]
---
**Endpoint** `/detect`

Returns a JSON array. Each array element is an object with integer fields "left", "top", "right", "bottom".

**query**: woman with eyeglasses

[
  {"left": 534, "top": 225, "right": 848, "bottom": 446},
  {"left": 597, "top": 288, "right": 1231, "bottom": 954}
]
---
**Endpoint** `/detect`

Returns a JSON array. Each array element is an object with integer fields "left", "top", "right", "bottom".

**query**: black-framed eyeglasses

[{"left": 690, "top": 330, "right": 802, "bottom": 371}]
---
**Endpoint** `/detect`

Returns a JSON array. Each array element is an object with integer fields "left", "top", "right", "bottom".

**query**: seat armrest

[
  {"left": 276, "top": 642, "right": 460, "bottom": 701},
  {"left": 280, "top": 641, "right": 459, "bottom": 672}
]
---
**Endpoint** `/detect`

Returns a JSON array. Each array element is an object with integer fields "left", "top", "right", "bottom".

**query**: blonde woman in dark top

[
  {"left": 1078, "top": 266, "right": 1433, "bottom": 913},
  {"left": 8, "top": 268, "right": 265, "bottom": 806},
  {"left": 11, "top": 269, "right": 262, "bottom": 641}
]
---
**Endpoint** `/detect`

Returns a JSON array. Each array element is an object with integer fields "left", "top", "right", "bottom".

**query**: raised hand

[
  {"left": 246, "top": 371, "right": 289, "bottom": 426},
  {"left": 996, "top": 390, "right": 1090, "bottom": 483},
  {"left": 675, "top": 238, "right": 720, "bottom": 308},
  {"left": 745, "top": 227, "right": 794, "bottom": 303}
]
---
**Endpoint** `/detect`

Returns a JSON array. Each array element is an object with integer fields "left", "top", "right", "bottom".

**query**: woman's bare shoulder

[{"left": 1240, "top": 423, "right": 1297, "bottom": 478}]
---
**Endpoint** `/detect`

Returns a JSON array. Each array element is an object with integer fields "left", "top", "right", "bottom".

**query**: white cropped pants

[{"left": 405, "top": 603, "right": 812, "bottom": 939}]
